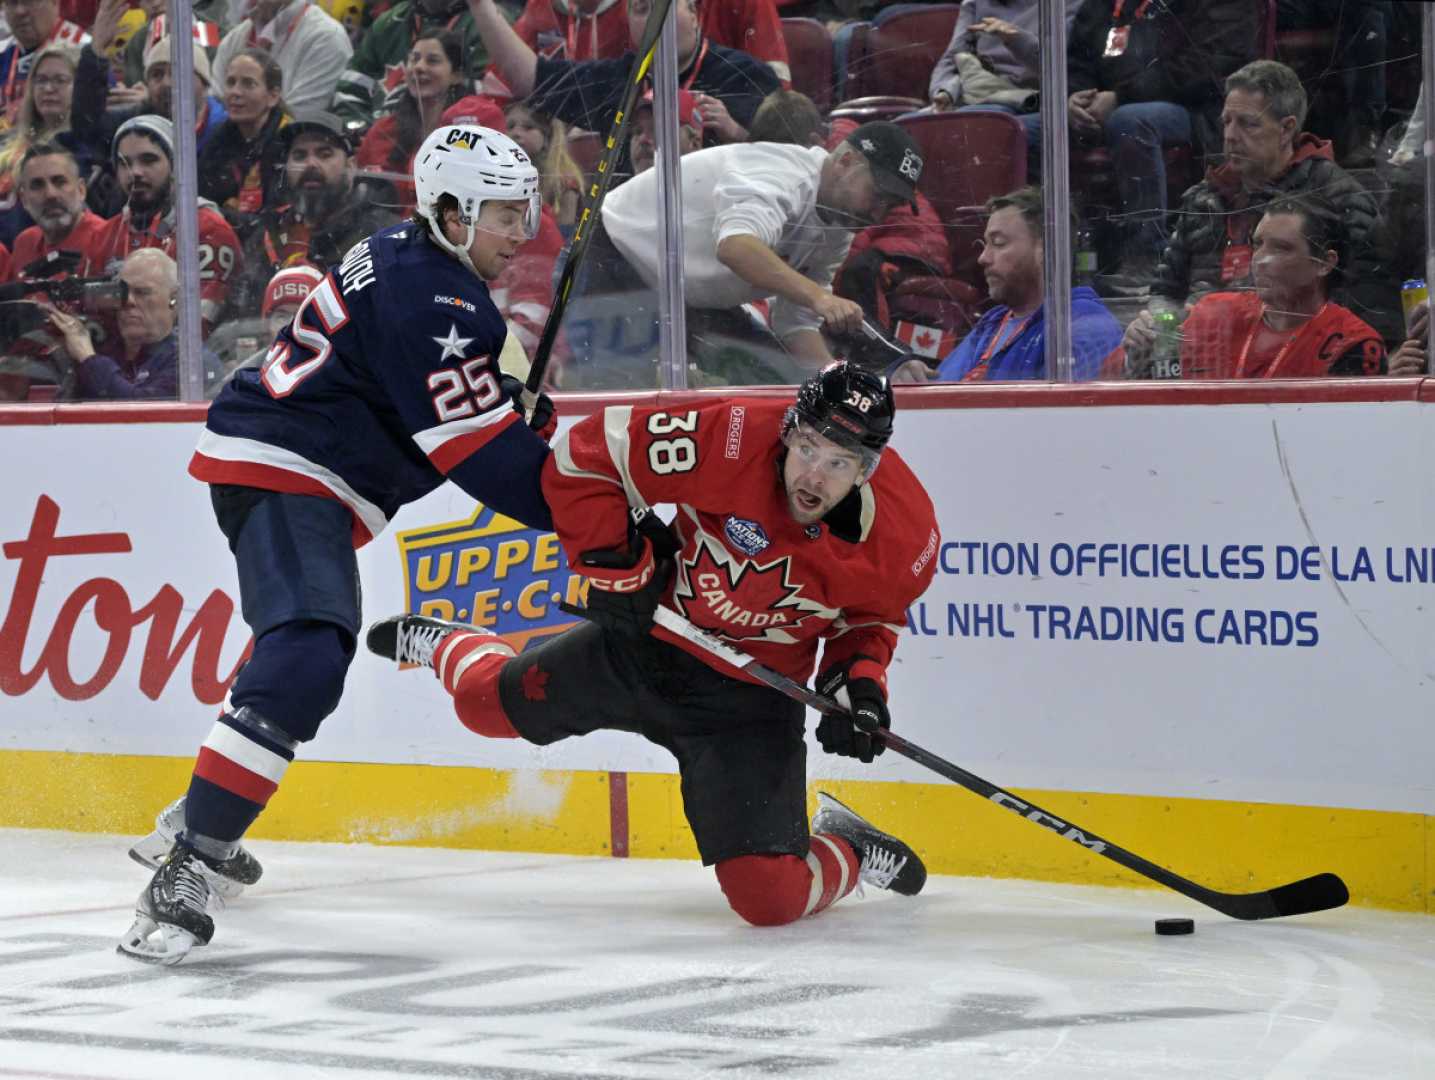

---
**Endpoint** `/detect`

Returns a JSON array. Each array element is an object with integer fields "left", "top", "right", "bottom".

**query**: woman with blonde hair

[
  {"left": 0, "top": 44, "right": 89, "bottom": 241},
  {"left": 504, "top": 99, "right": 582, "bottom": 229}
]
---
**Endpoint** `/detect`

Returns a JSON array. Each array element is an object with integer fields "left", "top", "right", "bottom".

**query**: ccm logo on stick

[{"left": 990, "top": 792, "right": 1107, "bottom": 852}]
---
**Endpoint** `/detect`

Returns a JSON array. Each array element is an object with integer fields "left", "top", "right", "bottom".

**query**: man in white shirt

[
  {"left": 572, "top": 120, "right": 923, "bottom": 387},
  {"left": 213, "top": 0, "right": 351, "bottom": 117}
]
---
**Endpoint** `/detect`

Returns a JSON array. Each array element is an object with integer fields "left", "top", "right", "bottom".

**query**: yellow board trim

[{"left": 4, "top": 750, "right": 1429, "bottom": 914}]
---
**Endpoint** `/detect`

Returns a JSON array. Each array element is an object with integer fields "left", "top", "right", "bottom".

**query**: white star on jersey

[{"left": 432, "top": 323, "right": 475, "bottom": 362}]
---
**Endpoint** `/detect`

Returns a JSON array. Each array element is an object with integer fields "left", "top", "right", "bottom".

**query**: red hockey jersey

[
  {"left": 543, "top": 398, "right": 940, "bottom": 688},
  {"left": 81, "top": 204, "right": 242, "bottom": 334}
]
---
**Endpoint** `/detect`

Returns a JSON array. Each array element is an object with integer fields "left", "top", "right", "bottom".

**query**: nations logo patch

[{"left": 723, "top": 515, "right": 770, "bottom": 557}]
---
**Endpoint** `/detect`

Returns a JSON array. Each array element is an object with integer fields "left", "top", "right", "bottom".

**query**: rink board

[{"left": 2, "top": 384, "right": 1433, "bottom": 913}]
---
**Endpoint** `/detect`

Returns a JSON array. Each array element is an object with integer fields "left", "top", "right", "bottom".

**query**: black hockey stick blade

[
  {"left": 651, "top": 606, "right": 1350, "bottom": 922},
  {"left": 524, "top": 0, "right": 677, "bottom": 400}
]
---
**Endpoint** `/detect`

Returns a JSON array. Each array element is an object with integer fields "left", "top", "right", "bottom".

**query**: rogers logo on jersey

[
  {"left": 912, "top": 528, "right": 938, "bottom": 576},
  {"left": 725, "top": 406, "right": 745, "bottom": 459},
  {"left": 434, "top": 295, "right": 477, "bottom": 313},
  {"left": 723, "top": 516, "right": 769, "bottom": 557}
]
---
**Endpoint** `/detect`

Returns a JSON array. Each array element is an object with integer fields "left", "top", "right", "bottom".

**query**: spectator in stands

[
  {"left": 573, "top": 121, "right": 920, "bottom": 386},
  {"left": 747, "top": 87, "right": 826, "bottom": 147},
  {"left": 469, "top": 0, "right": 780, "bottom": 152},
  {"left": 698, "top": 0, "right": 789, "bottom": 87},
  {"left": 926, "top": 186, "right": 1120, "bottom": 382},
  {"left": 96, "top": 3, "right": 145, "bottom": 106},
  {"left": 10, "top": 142, "right": 103, "bottom": 271},
  {"left": 117, "top": 0, "right": 227, "bottom": 89},
  {"left": 512, "top": 0, "right": 790, "bottom": 84},
  {"left": 1065, "top": 0, "right": 1258, "bottom": 288},
  {"left": 1146, "top": 61, "right": 1389, "bottom": 350},
  {"left": 355, "top": 31, "right": 502, "bottom": 215},
  {"left": 332, "top": 0, "right": 506, "bottom": 127},
  {"left": 213, "top": 0, "right": 352, "bottom": 118},
  {"left": 206, "top": 261, "right": 324, "bottom": 395},
  {"left": 82, "top": 115, "right": 243, "bottom": 336},
  {"left": 1389, "top": 302, "right": 1427, "bottom": 377},
  {"left": 1120, "top": 196, "right": 1386, "bottom": 379},
  {"left": 1277, "top": 0, "right": 1392, "bottom": 168},
  {"left": 505, "top": 99, "right": 582, "bottom": 226},
  {"left": 234, "top": 111, "right": 398, "bottom": 313},
  {"left": 199, "top": 47, "right": 291, "bottom": 227},
  {"left": 0, "top": 0, "right": 88, "bottom": 126},
  {"left": 131, "top": 38, "right": 228, "bottom": 158},
  {"left": 928, "top": 1, "right": 1079, "bottom": 115},
  {"left": 47, "top": 248, "right": 215, "bottom": 399},
  {"left": 629, "top": 89, "right": 703, "bottom": 175},
  {"left": 0, "top": 44, "right": 87, "bottom": 244},
  {"left": 490, "top": 200, "right": 564, "bottom": 364},
  {"left": 317, "top": 0, "right": 366, "bottom": 46},
  {"left": 514, "top": 0, "right": 629, "bottom": 63}
]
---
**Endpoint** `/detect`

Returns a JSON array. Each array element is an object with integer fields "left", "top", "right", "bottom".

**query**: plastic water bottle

[{"left": 1150, "top": 309, "right": 1181, "bottom": 380}]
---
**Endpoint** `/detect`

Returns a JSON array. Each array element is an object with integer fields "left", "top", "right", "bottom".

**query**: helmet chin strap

[{"left": 431, "top": 212, "right": 482, "bottom": 277}]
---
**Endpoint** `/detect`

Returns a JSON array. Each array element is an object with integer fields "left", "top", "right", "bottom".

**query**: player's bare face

[
  {"left": 115, "top": 134, "right": 171, "bottom": 214},
  {"left": 464, "top": 200, "right": 531, "bottom": 281},
  {"left": 782, "top": 425, "right": 863, "bottom": 525}
]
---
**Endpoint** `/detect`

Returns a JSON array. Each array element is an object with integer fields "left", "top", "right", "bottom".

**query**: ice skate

[
  {"left": 812, "top": 791, "right": 927, "bottom": 896},
  {"left": 128, "top": 796, "right": 262, "bottom": 899},
  {"left": 117, "top": 844, "right": 227, "bottom": 965},
  {"left": 366, "top": 613, "right": 510, "bottom": 669}
]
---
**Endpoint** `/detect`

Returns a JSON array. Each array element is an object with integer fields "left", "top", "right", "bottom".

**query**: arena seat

[
  {"left": 780, "top": 18, "right": 834, "bottom": 112},
  {"left": 834, "top": 4, "right": 960, "bottom": 110}
]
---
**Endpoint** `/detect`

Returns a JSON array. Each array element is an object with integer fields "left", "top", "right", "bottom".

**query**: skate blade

[
  {"left": 127, "top": 830, "right": 168, "bottom": 872},
  {"left": 116, "top": 914, "right": 202, "bottom": 966}
]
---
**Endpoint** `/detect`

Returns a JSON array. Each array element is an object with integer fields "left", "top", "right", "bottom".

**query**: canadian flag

[
  {"left": 893, "top": 320, "right": 949, "bottom": 359},
  {"left": 149, "top": 17, "right": 222, "bottom": 50}
]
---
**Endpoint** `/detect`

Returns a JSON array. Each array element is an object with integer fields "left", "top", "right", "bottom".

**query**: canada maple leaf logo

[
  {"left": 672, "top": 536, "right": 829, "bottom": 643},
  {"left": 521, "top": 664, "right": 550, "bottom": 702}
]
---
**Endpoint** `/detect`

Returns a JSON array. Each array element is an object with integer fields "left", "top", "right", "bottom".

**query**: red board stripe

[
  {"left": 194, "top": 747, "right": 279, "bottom": 805},
  {"left": 608, "top": 770, "right": 629, "bottom": 858}
]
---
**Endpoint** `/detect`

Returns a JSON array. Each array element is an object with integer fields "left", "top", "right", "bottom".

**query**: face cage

[{"left": 782, "top": 415, "right": 881, "bottom": 484}]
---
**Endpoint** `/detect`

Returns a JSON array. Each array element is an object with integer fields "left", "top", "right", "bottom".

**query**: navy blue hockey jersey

[{"left": 191, "top": 224, "right": 552, "bottom": 544}]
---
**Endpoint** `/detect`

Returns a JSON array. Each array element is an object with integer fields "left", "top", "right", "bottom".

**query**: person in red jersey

[
  {"left": 80, "top": 115, "right": 243, "bottom": 336},
  {"left": 369, "top": 361, "right": 941, "bottom": 927},
  {"left": 1118, "top": 194, "right": 1386, "bottom": 379},
  {"left": 9, "top": 143, "right": 104, "bottom": 271}
]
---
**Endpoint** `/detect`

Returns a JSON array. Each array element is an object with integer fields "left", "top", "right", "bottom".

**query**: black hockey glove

[
  {"left": 572, "top": 510, "right": 679, "bottom": 638},
  {"left": 815, "top": 659, "right": 890, "bottom": 763},
  {"left": 500, "top": 374, "right": 557, "bottom": 442}
]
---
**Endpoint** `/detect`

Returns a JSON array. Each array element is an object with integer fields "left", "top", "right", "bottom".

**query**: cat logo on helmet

[{"left": 446, "top": 128, "right": 481, "bottom": 151}]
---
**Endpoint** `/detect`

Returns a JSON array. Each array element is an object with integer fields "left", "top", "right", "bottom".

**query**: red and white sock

[
  {"left": 432, "top": 631, "right": 521, "bottom": 739},
  {"left": 804, "top": 832, "right": 861, "bottom": 916}
]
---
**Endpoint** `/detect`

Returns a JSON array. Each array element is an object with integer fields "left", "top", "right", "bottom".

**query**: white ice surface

[{"left": 1, "top": 829, "right": 1433, "bottom": 1080}]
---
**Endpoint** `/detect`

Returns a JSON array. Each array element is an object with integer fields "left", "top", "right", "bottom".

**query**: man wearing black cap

[
  {"left": 572, "top": 120, "right": 923, "bottom": 387},
  {"left": 231, "top": 110, "right": 400, "bottom": 318}
]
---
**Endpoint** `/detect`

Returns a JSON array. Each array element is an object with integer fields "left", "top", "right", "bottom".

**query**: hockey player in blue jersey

[{"left": 118, "top": 123, "right": 556, "bottom": 964}]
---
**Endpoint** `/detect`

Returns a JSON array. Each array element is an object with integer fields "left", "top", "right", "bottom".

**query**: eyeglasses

[{"left": 31, "top": 75, "right": 73, "bottom": 90}]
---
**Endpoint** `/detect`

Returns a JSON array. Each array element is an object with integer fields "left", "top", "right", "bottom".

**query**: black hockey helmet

[{"left": 785, "top": 361, "right": 895, "bottom": 453}]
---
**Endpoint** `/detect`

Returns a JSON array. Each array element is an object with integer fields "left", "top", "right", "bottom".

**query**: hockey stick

[
  {"left": 651, "top": 606, "right": 1350, "bottom": 922},
  {"left": 523, "top": 0, "right": 677, "bottom": 403}
]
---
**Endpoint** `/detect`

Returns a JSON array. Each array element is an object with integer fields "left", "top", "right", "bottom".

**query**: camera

[{"left": 0, "top": 251, "right": 128, "bottom": 341}]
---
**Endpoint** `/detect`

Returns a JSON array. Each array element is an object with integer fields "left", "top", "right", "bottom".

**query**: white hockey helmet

[{"left": 413, "top": 124, "right": 541, "bottom": 274}]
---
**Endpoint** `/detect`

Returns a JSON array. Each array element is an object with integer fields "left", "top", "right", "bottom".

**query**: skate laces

[
  {"left": 859, "top": 843, "right": 908, "bottom": 891},
  {"left": 165, "top": 853, "right": 213, "bottom": 914},
  {"left": 396, "top": 620, "right": 449, "bottom": 668}
]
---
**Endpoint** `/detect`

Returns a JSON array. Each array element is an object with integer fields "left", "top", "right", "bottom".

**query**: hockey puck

[{"left": 1155, "top": 917, "right": 1195, "bottom": 935}]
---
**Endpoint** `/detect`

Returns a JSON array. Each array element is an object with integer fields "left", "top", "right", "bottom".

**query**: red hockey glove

[{"left": 815, "top": 658, "right": 890, "bottom": 763}]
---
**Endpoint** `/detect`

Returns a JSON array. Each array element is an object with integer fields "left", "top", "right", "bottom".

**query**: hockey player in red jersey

[
  {"left": 117, "top": 123, "right": 557, "bottom": 965},
  {"left": 368, "top": 362, "right": 941, "bottom": 926}
]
